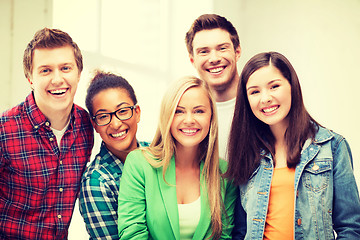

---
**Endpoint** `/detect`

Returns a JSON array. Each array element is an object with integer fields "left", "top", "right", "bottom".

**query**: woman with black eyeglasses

[{"left": 79, "top": 70, "right": 149, "bottom": 240}]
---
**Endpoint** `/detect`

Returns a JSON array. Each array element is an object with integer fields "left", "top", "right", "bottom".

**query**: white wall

[{"left": 1, "top": 0, "right": 359, "bottom": 239}]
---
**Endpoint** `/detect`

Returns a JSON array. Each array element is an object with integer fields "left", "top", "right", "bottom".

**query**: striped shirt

[
  {"left": 79, "top": 141, "right": 149, "bottom": 240},
  {"left": 0, "top": 93, "right": 94, "bottom": 240}
]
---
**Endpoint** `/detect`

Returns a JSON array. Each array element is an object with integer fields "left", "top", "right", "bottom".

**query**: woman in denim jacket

[{"left": 226, "top": 51, "right": 360, "bottom": 239}]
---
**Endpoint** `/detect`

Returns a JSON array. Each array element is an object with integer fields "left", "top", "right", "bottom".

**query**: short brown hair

[
  {"left": 185, "top": 14, "right": 240, "bottom": 56},
  {"left": 23, "top": 28, "right": 83, "bottom": 79}
]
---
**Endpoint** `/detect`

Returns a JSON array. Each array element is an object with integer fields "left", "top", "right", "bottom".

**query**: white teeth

[
  {"left": 209, "top": 67, "right": 224, "bottom": 73},
  {"left": 111, "top": 130, "right": 126, "bottom": 138},
  {"left": 50, "top": 89, "right": 67, "bottom": 95},
  {"left": 263, "top": 106, "right": 278, "bottom": 113},
  {"left": 181, "top": 129, "right": 197, "bottom": 134}
]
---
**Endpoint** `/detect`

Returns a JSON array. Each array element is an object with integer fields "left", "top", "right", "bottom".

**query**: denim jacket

[{"left": 233, "top": 126, "right": 360, "bottom": 239}]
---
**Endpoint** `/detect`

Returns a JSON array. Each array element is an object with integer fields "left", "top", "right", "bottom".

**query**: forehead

[
  {"left": 93, "top": 88, "right": 133, "bottom": 107},
  {"left": 179, "top": 86, "right": 210, "bottom": 105},
  {"left": 247, "top": 65, "right": 286, "bottom": 86},
  {"left": 32, "top": 45, "right": 76, "bottom": 67},
  {"left": 192, "top": 28, "right": 233, "bottom": 49}
]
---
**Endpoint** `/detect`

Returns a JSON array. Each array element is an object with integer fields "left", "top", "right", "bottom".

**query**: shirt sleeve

[
  {"left": 332, "top": 137, "right": 360, "bottom": 238},
  {"left": 79, "top": 173, "right": 119, "bottom": 240},
  {"left": 118, "top": 151, "right": 149, "bottom": 239}
]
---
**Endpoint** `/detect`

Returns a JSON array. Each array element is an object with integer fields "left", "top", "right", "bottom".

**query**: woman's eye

[
  {"left": 97, "top": 114, "right": 108, "bottom": 120},
  {"left": 175, "top": 109, "right": 184, "bottom": 114},
  {"left": 271, "top": 84, "right": 280, "bottom": 89},
  {"left": 194, "top": 109, "right": 205, "bottom": 114}
]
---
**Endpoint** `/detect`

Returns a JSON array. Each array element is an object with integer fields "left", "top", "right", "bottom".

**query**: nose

[
  {"left": 51, "top": 69, "right": 64, "bottom": 85},
  {"left": 260, "top": 90, "right": 272, "bottom": 104},
  {"left": 109, "top": 114, "right": 123, "bottom": 128},
  {"left": 183, "top": 112, "right": 195, "bottom": 124},
  {"left": 208, "top": 50, "right": 221, "bottom": 64}
]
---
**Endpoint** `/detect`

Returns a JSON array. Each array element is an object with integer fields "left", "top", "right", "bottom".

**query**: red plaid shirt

[{"left": 0, "top": 93, "right": 94, "bottom": 240}]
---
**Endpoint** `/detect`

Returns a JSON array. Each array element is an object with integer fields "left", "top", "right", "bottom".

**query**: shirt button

[
  {"left": 34, "top": 125, "right": 39, "bottom": 129},
  {"left": 312, "top": 164, "right": 319, "bottom": 171},
  {"left": 59, "top": 160, "right": 63, "bottom": 165},
  {"left": 49, "top": 137, "right": 54, "bottom": 142},
  {"left": 58, "top": 214, "right": 62, "bottom": 219},
  {"left": 297, "top": 218, "right": 301, "bottom": 225},
  {"left": 59, "top": 188, "right": 63, "bottom": 192},
  {"left": 45, "top": 122, "right": 50, "bottom": 127}
]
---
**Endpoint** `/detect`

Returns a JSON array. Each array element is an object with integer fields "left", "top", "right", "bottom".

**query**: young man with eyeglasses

[
  {"left": 0, "top": 28, "right": 94, "bottom": 239},
  {"left": 185, "top": 14, "right": 241, "bottom": 160},
  {"left": 79, "top": 71, "right": 149, "bottom": 240}
]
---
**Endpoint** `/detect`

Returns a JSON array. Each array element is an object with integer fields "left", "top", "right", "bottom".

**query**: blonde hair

[{"left": 143, "top": 76, "right": 223, "bottom": 239}]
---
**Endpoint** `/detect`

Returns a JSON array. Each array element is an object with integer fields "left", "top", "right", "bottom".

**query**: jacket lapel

[{"left": 157, "top": 156, "right": 180, "bottom": 239}]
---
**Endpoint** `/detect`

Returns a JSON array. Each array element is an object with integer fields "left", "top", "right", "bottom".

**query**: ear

[
  {"left": 90, "top": 119, "right": 100, "bottom": 133},
  {"left": 28, "top": 78, "right": 34, "bottom": 89},
  {"left": 135, "top": 105, "right": 141, "bottom": 123},
  {"left": 235, "top": 46, "right": 242, "bottom": 62},
  {"left": 189, "top": 53, "right": 195, "bottom": 65}
]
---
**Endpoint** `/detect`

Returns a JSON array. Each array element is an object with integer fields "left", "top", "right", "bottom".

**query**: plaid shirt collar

[{"left": 25, "top": 92, "right": 75, "bottom": 132}]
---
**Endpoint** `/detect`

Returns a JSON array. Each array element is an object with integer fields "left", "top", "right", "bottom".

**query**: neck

[
  {"left": 47, "top": 110, "right": 71, "bottom": 131},
  {"left": 111, "top": 139, "right": 138, "bottom": 163},
  {"left": 212, "top": 74, "right": 239, "bottom": 102},
  {"left": 175, "top": 144, "right": 200, "bottom": 169},
  {"left": 115, "top": 150, "right": 130, "bottom": 164}
]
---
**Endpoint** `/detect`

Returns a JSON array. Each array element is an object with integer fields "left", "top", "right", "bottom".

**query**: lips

[
  {"left": 48, "top": 88, "right": 68, "bottom": 96},
  {"left": 207, "top": 66, "right": 225, "bottom": 74},
  {"left": 110, "top": 129, "right": 128, "bottom": 139},
  {"left": 262, "top": 105, "right": 279, "bottom": 114},
  {"left": 180, "top": 128, "right": 199, "bottom": 136}
]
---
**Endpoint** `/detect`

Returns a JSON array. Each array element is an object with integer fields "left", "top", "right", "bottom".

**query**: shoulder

[
  {"left": 126, "top": 149, "right": 150, "bottom": 166},
  {"left": 1, "top": 101, "right": 25, "bottom": 125},
  {"left": 73, "top": 104, "right": 92, "bottom": 125},
  {"left": 219, "top": 158, "right": 229, "bottom": 173},
  {"left": 82, "top": 155, "right": 109, "bottom": 181},
  {"left": 315, "top": 126, "right": 347, "bottom": 147}
]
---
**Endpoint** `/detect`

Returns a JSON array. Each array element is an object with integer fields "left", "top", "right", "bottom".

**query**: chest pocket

[{"left": 303, "top": 159, "right": 332, "bottom": 192}]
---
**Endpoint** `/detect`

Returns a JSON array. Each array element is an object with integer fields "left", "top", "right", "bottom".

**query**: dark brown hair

[
  {"left": 225, "top": 52, "right": 319, "bottom": 185},
  {"left": 23, "top": 28, "right": 83, "bottom": 79},
  {"left": 85, "top": 70, "right": 137, "bottom": 116},
  {"left": 185, "top": 14, "right": 240, "bottom": 56}
]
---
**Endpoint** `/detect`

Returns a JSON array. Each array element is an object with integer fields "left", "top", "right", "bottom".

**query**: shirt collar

[{"left": 24, "top": 92, "right": 75, "bottom": 131}]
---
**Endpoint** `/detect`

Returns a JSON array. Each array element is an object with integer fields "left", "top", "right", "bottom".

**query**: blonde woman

[{"left": 118, "top": 76, "right": 237, "bottom": 239}]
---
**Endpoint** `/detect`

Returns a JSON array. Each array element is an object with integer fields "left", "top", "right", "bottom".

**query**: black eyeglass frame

[{"left": 92, "top": 105, "right": 137, "bottom": 126}]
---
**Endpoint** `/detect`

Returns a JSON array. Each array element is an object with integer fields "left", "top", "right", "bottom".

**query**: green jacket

[{"left": 118, "top": 149, "right": 237, "bottom": 239}]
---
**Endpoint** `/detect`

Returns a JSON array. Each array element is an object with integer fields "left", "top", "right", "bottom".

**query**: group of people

[{"left": 0, "top": 13, "right": 359, "bottom": 240}]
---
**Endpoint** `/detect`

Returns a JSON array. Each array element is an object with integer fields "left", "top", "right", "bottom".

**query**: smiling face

[
  {"left": 29, "top": 45, "right": 80, "bottom": 117},
  {"left": 91, "top": 88, "right": 140, "bottom": 160},
  {"left": 170, "top": 86, "right": 212, "bottom": 151},
  {"left": 246, "top": 65, "right": 292, "bottom": 131},
  {"left": 190, "top": 28, "right": 241, "bottom": 95}
]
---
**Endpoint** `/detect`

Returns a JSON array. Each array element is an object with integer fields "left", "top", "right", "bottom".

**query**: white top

[
  {"left": 50, "top": 120, "right": 70, "bottom": 147},
  {"left": 216, "top": 98, "right": 236, "bottom": 161},
  {"left": 178, "top": 197, "right": 201, "bottom": 239}
]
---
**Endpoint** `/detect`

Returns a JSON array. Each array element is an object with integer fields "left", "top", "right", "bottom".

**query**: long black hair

[{"left": 225, "top": 52, "right": 318, "bottom": 185}]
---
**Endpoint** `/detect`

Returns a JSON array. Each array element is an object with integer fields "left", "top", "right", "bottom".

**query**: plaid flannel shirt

[
  {"left": 0, "top": 93, "right": 94, "bottom": 240},
  {"left": 79, "top": 141, "right": 149, "bottom": 240}
]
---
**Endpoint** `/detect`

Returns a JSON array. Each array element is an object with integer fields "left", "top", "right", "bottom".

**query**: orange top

[{"left": 263, "top": 167, "right": 295, "bottom": 240}]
